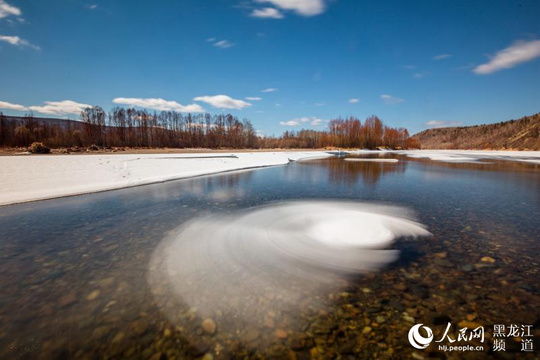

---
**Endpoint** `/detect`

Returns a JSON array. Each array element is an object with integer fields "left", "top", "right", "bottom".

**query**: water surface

[{"left": 0, "top": 155, "right": 538, "bottom": 359}]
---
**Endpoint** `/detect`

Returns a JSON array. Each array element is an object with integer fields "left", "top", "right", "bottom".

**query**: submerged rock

[
  {"left": 201, "top": 318, "right": 216, "bottom": 335},
  {"left": 480, "top": 256, "right": 496, "bottom": 264},
  {"left": 86, "top": 290, "right": 100, "bottom": 301}
]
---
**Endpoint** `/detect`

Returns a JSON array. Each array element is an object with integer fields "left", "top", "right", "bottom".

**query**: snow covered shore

[
  {"left": 395, "top": 150, "right": 540, "bottom": 164},
  {"left": 349, "top": 149, "right": 540, "bottom": 164},
  {"left": 0, "top": 151, "right": 333, "bottom": 206}
]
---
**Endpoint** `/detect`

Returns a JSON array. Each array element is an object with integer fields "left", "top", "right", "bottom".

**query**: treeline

[
  {"left": 263, "top": 116, "right": 416, "bottom": 148},
  {"left": 0, "top": 107, "right": 418, "bottom": 149}
]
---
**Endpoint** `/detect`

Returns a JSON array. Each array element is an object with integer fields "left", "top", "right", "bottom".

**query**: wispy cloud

[
  {"left": 28, "top": 100, "right": 91, "bottom": 116},
  {"left": 425, "top": 120, "right": 462, "bottom": 128},
  {"left": 85, "top": 4, "right": 98, "bottom": 10},
  {"left": 113, "top": 97, "right": 205, "bottom": 113},
  {"left": 381, "top": 94, "right": 404, "bottom": 105},
  {"left": 255, "top": 0, "right": 326, "bottom": 17},
  {"left": 0, "top": 35, "right": 40, "bottom": 50},
  {"left": 348, "top": 98, "right": 359, "bottom": 104},
  {"left": 473, "top": 39, "right": 540, "bottom": 75},
  {"left": 261, "top": 88, "right": 278, "bottom": 93},
  {"left": 213, "top": 40, "right": 234, "bottom": 49},
  {"left": 0, "top": 0, "right": 21, "bottom": 19},
  {"left": 413, "top": 71, "right": 431, "bottom": 79},
  {"left": 0, "top": 100, "right": 27, "bottom": 111},
  {"left": 194, "top": 95, "right": 251, "bottom": 110},
  {"left": 250, "top": 7, "right": 284, "bottom": 19},
  {"left": 206, "top": 38, "right": 235, "bottom": 49},
  {"left": 314, "top": 102, "right": 324, "bottom": 106},
  {"left": 433, "top": 54, "right": 451, "bottom": 60},
  {"left": 245, "top": 97, "right": 262, "bottom": 101}
]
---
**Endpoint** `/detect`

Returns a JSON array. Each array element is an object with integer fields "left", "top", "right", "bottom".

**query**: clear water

[{"left": 0, "top": 155, "right": 538, "bottom": 359}]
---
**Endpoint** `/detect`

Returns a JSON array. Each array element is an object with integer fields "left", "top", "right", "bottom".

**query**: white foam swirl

[{"left": 148, "top": 201, "right": 431, "bottom": 330}]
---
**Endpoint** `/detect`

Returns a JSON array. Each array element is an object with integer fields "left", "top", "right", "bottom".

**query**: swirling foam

[{"left": 148, "top": 201, "right": 431, "bottom": 336}]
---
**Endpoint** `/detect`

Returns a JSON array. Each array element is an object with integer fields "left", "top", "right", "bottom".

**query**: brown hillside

[{"left": 413, "top": 113, "right": 540, "bottom": 150}]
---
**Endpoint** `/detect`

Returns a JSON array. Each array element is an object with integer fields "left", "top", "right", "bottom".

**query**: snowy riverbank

[
  {"left": 349, "top": 149, "right": 540, "bottom": 164},
  {"left": 0, "top": 151, "right": 333, "bottom": 206}
]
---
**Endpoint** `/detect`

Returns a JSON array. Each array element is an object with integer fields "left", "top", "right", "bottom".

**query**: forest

[{"left": 0, "top": 106, "right": 418, "bottom": 150}]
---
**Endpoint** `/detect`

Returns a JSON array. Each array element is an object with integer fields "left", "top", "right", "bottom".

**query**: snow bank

[
  {"left": 396, "top": 150, "right": 540, "bottom": 164},
  {"left": 345, "top": 158, "right": 399, "bottom": 163},
  {"left": 346, "top": 149, "right": 540, "bottom": 164},
  {"left": 0, "top": 151, "right": 332, "bottom": 206}
]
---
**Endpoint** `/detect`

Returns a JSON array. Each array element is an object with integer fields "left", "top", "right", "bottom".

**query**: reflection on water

[
  {"left": 0, "top": 156, "right": 539, "bottom": 359},
  {"left": 324, "top": 156, "right": 407, "bottom": 186}
]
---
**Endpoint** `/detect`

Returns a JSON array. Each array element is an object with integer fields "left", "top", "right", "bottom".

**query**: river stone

[
  {"left": 202, "top": 319, "right": 216, "bottom": 334},
  {"left": 86, "top": 290, "right": 100, "bottom": 301}
]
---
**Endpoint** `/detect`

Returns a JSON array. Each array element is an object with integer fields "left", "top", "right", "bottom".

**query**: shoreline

[
  {"left": 1, "top": 149, "right": 539, "bottom": 207},
  {"left": 2, "top": 147, "right": 539, "bottom": 157},
  {"left": 0, "top": 147, "right": 333, "bottom": 156}
]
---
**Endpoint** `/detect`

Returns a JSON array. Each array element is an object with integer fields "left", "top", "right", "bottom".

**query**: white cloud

[
  {"left": 433, "top": 54, "right": 451, "bottom": 60},
  {"left": 0, "top": 99, "right": 93, "bottom": 115},
  {"left": 314, "top": 102, "right": 324, "bottom": 106},
  {"left": 29, "top": 100, "right": 92, "bottom": 116},
  {"left": 261, "top": 88, "right": 278, "bottom": 92},
  {"left": 0, "top": 0, "right": 21, "bottom": 19},
  {"left": 193, "top": 95, "right": 251, "bottom": 110},
  {"left": 310, "top": 117, "right": 323, "bottom": 126},
  {"left": 381, "top": 94, "right": 404, "bottom": 105},
  {"left": 473, "top": 39, "right": 540, "bottom": 75},
  {"left": 213, "top": 40, "right": 234, "bottom": 49},
  {"left": 245, "top": 97, "right": 262, "bottom": 101},
  {"left": 0, "top": 100, "right": 28, "bottom": 111},
  {"left": 255, "top": 0, "right": 326, "bottom": 16},
  {"left": 251, "top": 7, "right": 284, "bottom": 19},
  {"left": 281, "top": 116, "right": 323, "bottom": 127},
  {"left": 206, "top": 37, "right": 216, "bottom": 42},
  {"left": 425, "top": 120, "right": 462, "bottom": 128},
  {"left": 280, "top": 120, "right": 300, "bottom": 126},
  {"left": 112, "top": 97, "right": 205, "bottom": 113},
  {"left": 85, "top": 4, "right": 98, "bottom": 10},
  {"left": 348, "top": 98, "right": 359, "bottom": 103},
  {"left": 0, "top": 35, "right": 40, "bottom": 50}
]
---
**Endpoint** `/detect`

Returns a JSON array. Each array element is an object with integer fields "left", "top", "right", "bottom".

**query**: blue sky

[{"left": 0, "top": 0, "right": 539, "bottom": 135}]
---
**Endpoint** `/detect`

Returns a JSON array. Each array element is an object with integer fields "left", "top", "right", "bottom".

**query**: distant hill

[
  {"left": 412, "top": 113, "right": 540, "bottom": 150},
  {"left": 2, "top": 115, "right": 82, "bottom": 130}
]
